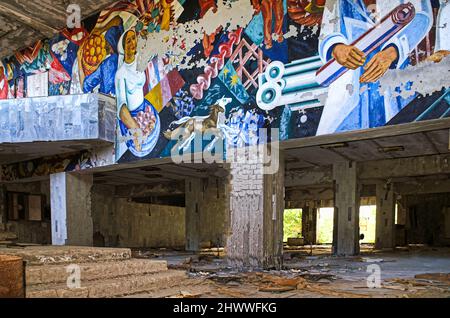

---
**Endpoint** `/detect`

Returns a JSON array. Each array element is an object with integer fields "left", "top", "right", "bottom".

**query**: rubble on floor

[
  {"left": 1, "top": 245, "right": 449, "bottom": 298},
  {"left": 130, "top": 246, "right": 450, "bottom": 298}
]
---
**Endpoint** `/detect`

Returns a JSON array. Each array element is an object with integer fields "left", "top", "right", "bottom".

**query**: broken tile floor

[{"left": 128, "top": 245, "right": 450, "bottom": 298}]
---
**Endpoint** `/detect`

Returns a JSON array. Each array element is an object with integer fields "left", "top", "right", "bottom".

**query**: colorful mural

[
  {"left": 1, "top": 0, "right": 449, "bottom": 164},
  {"left": 0, "top": 147, "right": 114, "bottom": 182}
]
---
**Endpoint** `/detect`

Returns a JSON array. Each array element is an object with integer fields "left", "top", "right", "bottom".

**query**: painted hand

[
  {"left": 332, "top": 44, "right": 366, "bottom": 70},
  {"left": 427, "top": 50, "right": 450, "bottom": 63},
  {"left": 133, "top": 130, "right": 142, "bottom": 152},
  {"left": 360, "top": 46, "right": 398, "bottom": 83},
  {"left": 251, "top": 0, "right": 261, "bottom": 14}
]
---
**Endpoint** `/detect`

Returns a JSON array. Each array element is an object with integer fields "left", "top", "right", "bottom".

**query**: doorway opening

[
  {"left": 315, "top": 205, "right": 376, "bottom": 245},
  {"left": 283, "top": 208, "right": 302, "bottom": 243}
]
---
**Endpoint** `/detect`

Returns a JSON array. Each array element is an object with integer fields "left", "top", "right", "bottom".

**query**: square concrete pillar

[
  {"left": 0, "top": 185, "right": 6, "bottom": 230},
  {"left": 333, "top": 161, "right": 360, "bottom": 256},
  {"left": 185, "top": 177, "right": 229, "bottom": 252},
  {"left": 185, "top": 178, "right": 202, "bottom": 252},
  {"left": 302, "top": 206, "right": 317, "bottom": 245},
  {"left": 50, "top": 172, "right": 93, "bottom": 246},
  {"left": 226, "top": 148, "right": 284, "bottom": 269},
  {"left": 375, "top": 182, "right": 396, "bottom": 249}
]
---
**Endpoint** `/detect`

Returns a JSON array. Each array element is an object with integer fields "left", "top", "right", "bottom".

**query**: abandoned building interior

[
  {"left": 1, "top": 119, "right": 450, "bottom": 298},
  {"left": 0, "top": 0, "right": 450, "bottom": 298}
]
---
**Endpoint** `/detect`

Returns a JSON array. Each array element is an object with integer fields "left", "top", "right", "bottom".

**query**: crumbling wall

[
  {"left": 402, "top": 193, "right": 450, "bottom": 246},
  {"left": 1, "top": 181, "right": 51, "bottom": 244},
  {"left": 194, "top": 177, "right": 228, "bottom": 248},
  {"left": 91, "top": 184, "right": 117, "bottom": 247},
  {"left": 91, "top": 185, "right": 186, "bottom": 248},
  {"left": 114, "top": 199, "right": 185, "bottom": 248}
]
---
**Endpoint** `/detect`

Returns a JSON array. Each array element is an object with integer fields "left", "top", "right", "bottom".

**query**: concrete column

[
  {"left": 332, "top": 161, "right": 360, "bottom": 256},
  {"left": 302, "top": 206, "right": 317, "bottom": 245},
  {"left": 185, "top": 178, "right": 202, "bottom": 252},
  {"left": 185, "top": 176, "right": 229, "bottom": 251},
  {"left": 50, "top": 172, "right": 93, "bottom": 246},
  {"left": 375, "top": 182, "right": 396, "bottom": 249},
  {"left": 227, "top": 148, "right": 284, "bottom": 269},
  {"left": 0, "top": 185, "right": 6, "bottom": 231}
]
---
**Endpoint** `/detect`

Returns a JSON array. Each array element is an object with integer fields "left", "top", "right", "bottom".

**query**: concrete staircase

[{"left": 1, "top": 246, "right": 188, "bottom": 298}]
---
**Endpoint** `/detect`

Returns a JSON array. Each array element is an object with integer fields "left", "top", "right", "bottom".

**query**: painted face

[{"left": 124, "top": 30, "right": 137, "bottom": 59}]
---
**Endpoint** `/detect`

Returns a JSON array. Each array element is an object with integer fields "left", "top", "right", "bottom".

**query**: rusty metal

[{"left": 0, "top": 255, "right": 25, "bottom": 298}]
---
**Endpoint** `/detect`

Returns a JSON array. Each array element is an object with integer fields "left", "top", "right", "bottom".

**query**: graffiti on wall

[{"left": 1, "top": 0, "right": 449, "bottom": 164}]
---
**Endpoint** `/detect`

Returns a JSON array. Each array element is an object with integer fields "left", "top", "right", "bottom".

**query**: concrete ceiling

[
  {"left": 0, "top": 140, "right": 112, "bottom": 164},
  {"left": 0, "top": 0, "right": 117, "bottom": 58},
  {"left": 93, "top": 162, "right": 229, "bottom": 186},
  {"left": 283, "top": 118, "right": 450, "bottom": 169},
  {"left": 87, "top": 118, "right": 450, "bottom": 187}
]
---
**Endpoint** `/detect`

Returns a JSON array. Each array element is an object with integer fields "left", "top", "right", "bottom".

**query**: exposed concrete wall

[
  {"left": 92, "top": 185, "right": 186, "bottom": 248},
  {"left": 65, "top": 173, "right": 94, "bottom": 246},
  {"left": 402, "top": 193, "right": 450, "bottom": 246},
  {"left": 375, "top": 183, "right": 396, "bottom": 249},
  {"left": 185, "top": 177, "right": 229, "bottom": 251},
  {"left": 199, "top": 177, "right": 228, "bottom": 247},
  {"left": 1, "top": 181, "right": 51, "bottom": 244},
  {"left": 4, "top": 221, "right": 51, "bottom": 244},
  {"left": 50, "top": 173, "right": 93, "bottom": 246},
  {"left": 91, "top": 184, "right": 118, "bottom": 247},
  {"left": 333, "top": 161, "right": 360, "bottom": 256},
  {"left": 113, "top": 199, "right": 185, "bottom": 248}
]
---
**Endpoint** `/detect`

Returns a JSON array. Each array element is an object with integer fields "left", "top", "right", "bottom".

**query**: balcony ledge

[{"left": 0, "top": 93, "right": 116, "bottom": 164}]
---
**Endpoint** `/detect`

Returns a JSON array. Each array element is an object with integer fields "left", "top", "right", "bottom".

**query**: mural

[
  {"left": 0, "top": 147, "right": 115, "bottom": 182},
  {"left": 0, "top": 0, "right": 449, "bottom": 164}
]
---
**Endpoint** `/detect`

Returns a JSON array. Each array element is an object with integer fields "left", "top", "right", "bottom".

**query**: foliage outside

[{"left": 283, "top": 209, "right": 302, "bottom": 242}]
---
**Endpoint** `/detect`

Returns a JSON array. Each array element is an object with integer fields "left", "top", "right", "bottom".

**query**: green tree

[{"left": 283, "top": 209, "right": 302, "bottom": 242}]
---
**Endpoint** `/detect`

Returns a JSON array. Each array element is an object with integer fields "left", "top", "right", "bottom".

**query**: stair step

[
  {"left": 26, "top": 259, "right": 168, "bottom": 286},
  {"left": 26, "top": 270, "right": 188, "bottom": 298},
  {"left": 3, "top": 246, "right": 131, "bottom": 265}
]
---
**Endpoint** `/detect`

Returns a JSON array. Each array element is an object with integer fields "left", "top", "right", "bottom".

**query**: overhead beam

[
  {"left": 115, "top": 182, "right": 185, "bottom": 198},
  {"left": 281, "top": 118, "right": 450, "bottom": 150},
  {"left": 286, "top": 186, "right": 333, "bottom": 202},
  {"left": 394, "top": 178, "right": 450, "bottom": 195},
  {"left": 359, "top": 153, "right": 450, "bottom": 180},
  {"left": 285, "top": 167, "right": 332, "bottom": 187}
]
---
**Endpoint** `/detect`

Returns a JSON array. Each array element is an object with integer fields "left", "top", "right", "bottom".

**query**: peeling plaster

[
  {"left": 137, "top": 1, "right": 255, "bottom": 71},
  {"left": 379, "top": 56, "right": 450, "bottom": 99}
]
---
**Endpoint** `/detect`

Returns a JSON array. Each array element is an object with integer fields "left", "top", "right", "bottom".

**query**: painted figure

[
  {"left": 287, "top": 0, "right": 325, "bottom": 26},
  {"left": 251, "top": 0, "right": 285, "bottom": 49},
  {"left": 0, "top": 66, "right": 9, "bottom": 100},
  {"left": 115, "top": 29, "right": 160, "bottom": 157},
  {"left": 164, "top": 96, "right": 232, "bottom": 152},
  {"left": 429, "top": 0, "right": 450, "bottom": 62},
  {"left": 83, "top": 25, "right": 123, "bottom": 95},
  {"left": 317, "top": 0, "right": 433, "bottom": 135}
]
